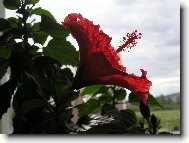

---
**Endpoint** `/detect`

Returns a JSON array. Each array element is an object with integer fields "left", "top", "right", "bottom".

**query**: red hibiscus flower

[{"left": 62, "top": 13, "right": 152, "bottom": 104}]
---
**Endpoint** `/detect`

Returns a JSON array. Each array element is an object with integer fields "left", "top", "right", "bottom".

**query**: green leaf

[
  {"left": 0, "top": 18, "right": 10, "bottom": 31},
  {"left": 33, "top": 32, "right": 48, "bottom": 45},
  {"left": 23, "top": 72, "right": 52, "bottom": 100},
  {"left": 32, "top": 22, "right": 40, "bottom": 32},
  {"left": 25, "top": 0, "right": 39, "bottom": 5},
  {"left": 32, "top": 8, "right": 56, "bottom": 22},
  {"left": 77, "top": 99, "right": 101, "bottom": 117},
  {"left": 101, "top": 104, "right": 117, "bottom": 115},
  {"left": 147, "top": 93, "right": 164, "bottom": 108},
  {"left": 59, "top": 68, "right": 74, "bottom": 84},
  {"left": 33, "top": 56, "right": 61, "bottom": 81},
  {"left": 7, "top": 17, "right": 21, "bottom": 28},
  {"left": 8, "top": 17, "right": 22, "bottom": 28},
  {"left": 0, "top": 48, "right": 11, "bottom": 59},
  {"left": 21, "top": 99, "right": 52, "bottom": 114},
  {"left": 3, "top": 0, "right": 21, "bottom": 10},
  {"left": 43, "top": 39, "right": 79, "bottom": 66},
  {"left": 13, "top": 106, "right": 57, "bottom": 133},
  {"left": 56, "top": 84, "right": 79, "bottom": 109},
  {"left": 120, "top": 109, "right": 137, "bottom": 128},
  {"left": 150, "top": 114, "right": 158, "bottom": 133},
  {"left": 40, "top": 15, "right": 69, "bottom": 39},
  {"left": 128, "top": 92, "right": 164, "bottom": 108},
  {"left": 0, "top": 28, "right": 25, "bottom": 47},
  {"left": 80, "top": 85, "right": 102, "bottom": 96},
  {"left": 99, "top": 94, "right": 112, "bottom": 105},
  {"left": 128, "top": 92, "right": 140, "bottom": 105},
  {"left": 114, "top": 89, "right": 126, "bottom": 100},
  {"left": 29, "top": 45, "right": 39, "bottom": 55},
  {"left": 0, "top": 31, "right": 14, "bottom": 46}
]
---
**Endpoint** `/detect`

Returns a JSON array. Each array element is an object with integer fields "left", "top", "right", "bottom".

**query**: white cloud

[{"left": 150, "top": 75, "right": 180, "bottom": 96}]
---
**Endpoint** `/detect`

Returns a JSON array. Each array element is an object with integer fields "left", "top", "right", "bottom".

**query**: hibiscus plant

[{"left": 0, "top": 0, "right": 165, "bottom": 134}]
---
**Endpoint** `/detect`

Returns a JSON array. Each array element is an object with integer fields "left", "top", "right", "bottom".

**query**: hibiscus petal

[
  {"left": 62, "top": 13, "right": 126, "bottom": 72},
  {"left": 62, "top": 13, "right": 152, "bottom": 104}
]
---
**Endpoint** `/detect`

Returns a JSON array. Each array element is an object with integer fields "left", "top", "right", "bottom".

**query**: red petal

[
  {"left": 62, "top": 13, "right": 152, "bottom": 104},
  {"left": 62, "top": 13, "right": 126, "bottom": 72}
]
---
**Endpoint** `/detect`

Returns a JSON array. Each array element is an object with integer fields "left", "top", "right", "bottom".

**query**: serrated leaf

[
  {"left": 32, "top": 22, "right": 40, "bottom": 32},
  {"left": 128, "top": 92, "right": 140, "bottom": 105},
  {"left": 7, "top": 17, "right": 21, "bottom": 28},
  {"left": 114, "top": 89, "right": 126, "bottom": 100},
  {"left": 40, "top": 15, "right": 69, "bottom": 39},
  {"left": 0, "top": 30, "right": 14, "bottom": 46},
  {"left": 0, "top": 48, "right": 11, "bottom": 59},
  {"left": 77, "top": 99, "right": 101, "bottom": 117},
  {"left": 80, "top": 85, "right": 102, "bottom": 96},
  {"left": 33, "top": 32, "right": 48, "bottom": 45},
  {"left": 22, "top": 72, "right": 51, "bottom": 101},
  {"left": 32, "top": 8, "right": 56, "bottom": 22},
  {"left": 43, "top": 39, "right": 79, "bottom": 66},
  {"left": 0, "top": 28, "right": 24, "bottom": 47},
  {"left": 25, "top": 0, "right": 39, "bottom": 5},
  {"left": 21, "top": 99, "right": 51, "bottom": 114},
  {"left": 3, "top": 0, "right": 21, "bottom": 10},
  {"left": 0, "top": 18, "right": 10, "bottom": 31},
  {"left": 120, "top": 109, "right": 137, "bottom": 128}
]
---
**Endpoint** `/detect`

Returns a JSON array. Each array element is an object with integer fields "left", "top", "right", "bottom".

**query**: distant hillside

[
  {"left": 161, "top": 92, "right": 180, "bottom": 98},
  {"left": 156, "top": 93, "right": 180, "bottom": 109},
  {"left": 127, "top": 93, "right": 180, "bottom": 110}
]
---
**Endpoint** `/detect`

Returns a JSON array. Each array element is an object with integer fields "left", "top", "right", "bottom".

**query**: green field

[{"left": 136, "top": 109, "right": 180, "bottom": 132}]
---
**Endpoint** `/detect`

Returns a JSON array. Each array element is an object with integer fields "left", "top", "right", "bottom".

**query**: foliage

[{"left": 0, "top": 0, "right": 168, "bottom": 134}]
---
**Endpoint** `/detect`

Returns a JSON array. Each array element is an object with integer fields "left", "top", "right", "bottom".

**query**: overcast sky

[{"left": 6, "top": 0, "right": 180, "bottom": 97}]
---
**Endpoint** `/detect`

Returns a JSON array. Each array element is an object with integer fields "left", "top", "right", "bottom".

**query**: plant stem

[
  {"left": 112, "top": 85, "right": 116, "bottom": 106},
  {"left": 21, "top": 3, "right": 29, "bottom": 52}
]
